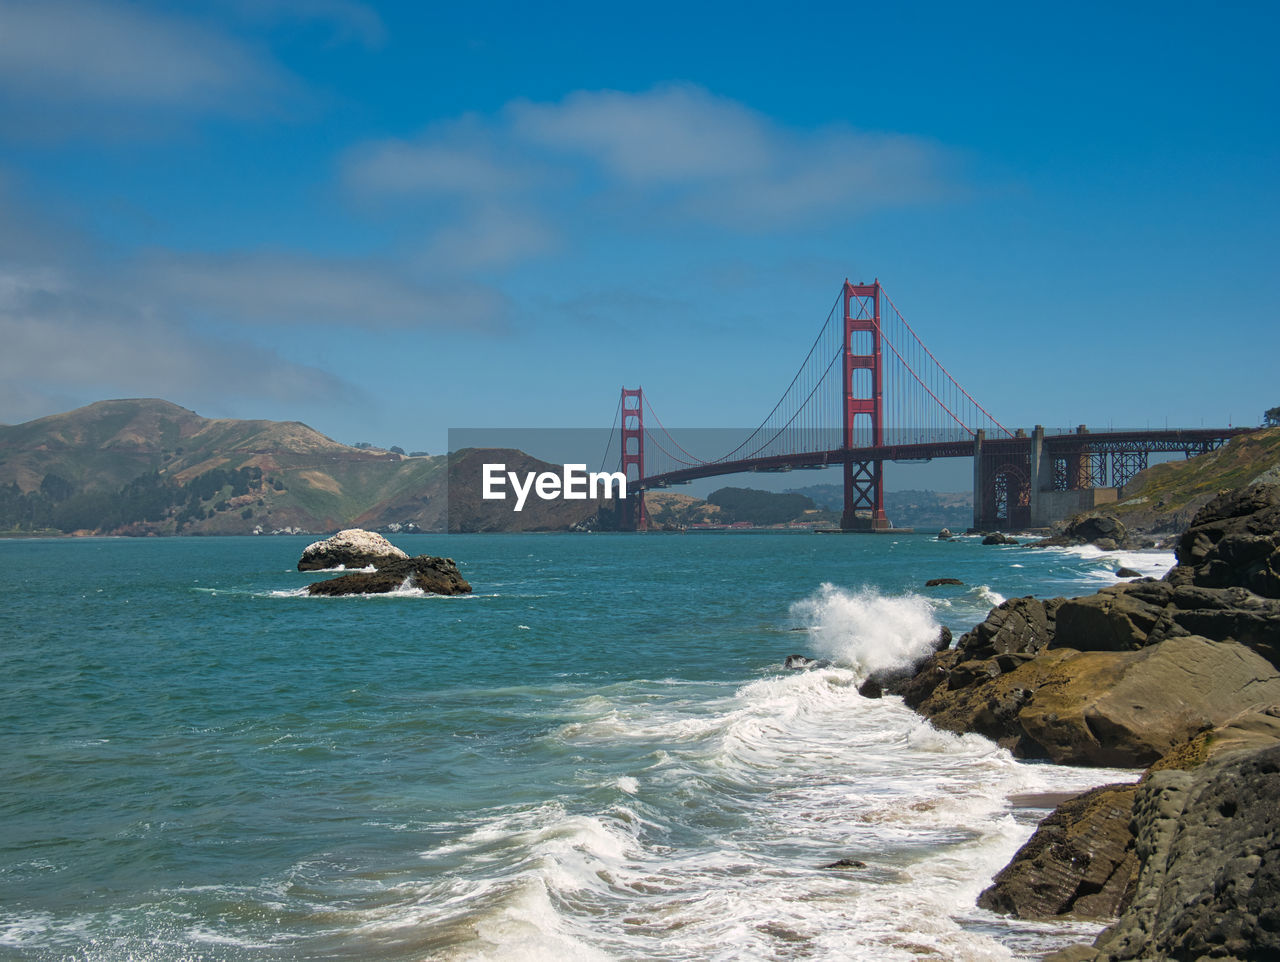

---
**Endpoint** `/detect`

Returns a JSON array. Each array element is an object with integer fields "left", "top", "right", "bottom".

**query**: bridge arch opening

[
  {"left": 849, "top": 330, "right": 874, "bottom": 356},
  {"left": 849, "top": 368, "right": 872, "bottom": 400},
  {"left": 991, "top": 464, "right": 1031, "bottom": 529}
]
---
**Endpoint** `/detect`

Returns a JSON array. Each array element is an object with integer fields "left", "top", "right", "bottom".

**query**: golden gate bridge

[{"left": 604, "top": 280, "right": 1250, "bottom": 531}]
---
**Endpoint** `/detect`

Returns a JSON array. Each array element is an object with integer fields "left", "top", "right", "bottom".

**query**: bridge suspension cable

[{"left": 609, "top": 280, "right": 1014, "bottom": 482}]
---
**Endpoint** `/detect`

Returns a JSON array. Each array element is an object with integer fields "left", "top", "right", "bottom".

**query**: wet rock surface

[{"left": 306, "top": 555, "right": 471, "bottom": 596}]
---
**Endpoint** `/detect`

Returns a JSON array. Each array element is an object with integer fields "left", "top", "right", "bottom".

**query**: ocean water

[{"left": 0, "top": 532, "right": 1172, "bottom": 961}]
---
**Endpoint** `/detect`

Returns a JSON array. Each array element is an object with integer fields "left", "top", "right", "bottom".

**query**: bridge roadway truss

[{"left": 611, "top": 280, "right": 1251, "bottom": 531}]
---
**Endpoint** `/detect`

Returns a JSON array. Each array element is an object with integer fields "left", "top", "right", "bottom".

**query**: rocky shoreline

[{"left": 894, "top": 485, "right": 1280, "bottom": 961}]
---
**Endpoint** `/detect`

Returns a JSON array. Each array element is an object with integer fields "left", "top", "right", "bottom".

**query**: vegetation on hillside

[
  {"left": 1105, "top": 427, "right": 1280, "bottom": 533},
  {"left": 0, "top": 399, "right": 447, "bottom": 536},
  {"left": 706, "top": 487, "right": 822, "bottom": 525}
]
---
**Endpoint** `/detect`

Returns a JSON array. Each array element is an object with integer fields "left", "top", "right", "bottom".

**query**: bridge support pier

[{"left": 841, "top": 459, "right": 891, "bottom": 531}]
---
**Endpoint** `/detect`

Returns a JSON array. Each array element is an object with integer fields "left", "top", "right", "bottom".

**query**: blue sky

[{"left": 1, "top": 0, "right": 1276, "bottom": 477}]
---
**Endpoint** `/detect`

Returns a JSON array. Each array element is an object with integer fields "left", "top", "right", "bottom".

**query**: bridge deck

[{"left": 637, "top": 427, "right": 1254, "bottom": 490}]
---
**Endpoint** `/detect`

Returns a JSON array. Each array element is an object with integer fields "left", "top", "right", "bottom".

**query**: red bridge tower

[
  {"left": 620, "top": 387, "right": 647, "bottom": 530},
  {"left": 841, "top": 280, "right": 891, "bottom": 531}
]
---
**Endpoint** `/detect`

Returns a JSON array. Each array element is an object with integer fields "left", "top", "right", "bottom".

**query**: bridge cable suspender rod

[
  {"left": 880, "top": 287, "right": 1014, "bottom": 439},
  {"left": 598, "top": 393, "right": 621, "bottom": 474}
]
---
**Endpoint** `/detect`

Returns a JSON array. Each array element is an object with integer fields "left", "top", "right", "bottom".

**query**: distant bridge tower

[
  {"left": 841, "top": 280, "right": 891, "bottom": 530},
  {"left": 620, "top": 387, "right": 647, "bottom": 530}
]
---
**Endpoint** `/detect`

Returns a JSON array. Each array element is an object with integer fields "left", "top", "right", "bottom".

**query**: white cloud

[
  {"left": 226, "top": 0, "right": 386, "bottom": 48},
  {"left": 512, "top": 85, "right": 950, "bottom": 226},
  {"left": 509, "top": 84, "right": 773, "bottom": 184},
  {"left": 342, "top": 84, "right": 953, "bottom": 246},
  {"left": 0, "top": 0, "right": 288, "bottom": 110},
  {"left": 419, "top": 207, "right": 558, "bottom": 271},
  {"left": 344, "top": 120, "right": 539, "bottom": 197},
  {"left": 0, "top": 266, "right": 359, "bottom": 425},
  {"left": 139, "top": 250, "right": 508, "bottom": 329}
]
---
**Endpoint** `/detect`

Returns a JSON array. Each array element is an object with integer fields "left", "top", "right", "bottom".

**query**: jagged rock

[
  {"left": 1069, "top": 515, "right": 1127, "bottom": 545},
  {"left": 1165, "top": 584, "right": 1280, "bottom": 667},
  {"left": 978, "top": 783, "right": 1139, "bottom": 920},
  {"left": 306, "top": 555, "right": 471, "bottom": 596},
  {"left": 298, "top": 528, "right": 408, "bottom": 571},
  {"left": 1032, "top": 514, "right": 1130, "bottom": 550},
  {"left": 983, "top": 533, "right": 1021, "bottom": 545},
  {"left": 1115, "top": 567, "right": 1142, "bottom": 578},
  {"left": 934, "top": 625, "right": 953, "bottom": 651},
  {"left": 937, "top": 528, "right": 953, "bottom": 540},
  {"left": 956, "top": 595, "right": 1063, "bottom": 660},
  {"left": 823, "top": 858, "right": 867, "bottom": 869},
  {"left": 1166, "top": 483, "right": 1280, "bottom": 598},
  {"left": 925, "top": 577, "right": 964, "bottom": 587},
  {"left": 857, "top": 677, "right": 882, "bottom": 698},
  {"left": 1052, "top": 582, "right": 1177, "bottom": 652},
  {"left": 1047, "top": 579, "right": 1280, "bottom": 667}
]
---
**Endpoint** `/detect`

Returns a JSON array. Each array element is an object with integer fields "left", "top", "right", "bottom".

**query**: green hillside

[
  {"left": 1105, "top": 427, "right": 1280, "bottom": 534},
  {"left": 0, "top": 399, "right": 450, "bottom": 536},
  {"left": 0, "top": 398, "right": 618, "bottom": 536}
]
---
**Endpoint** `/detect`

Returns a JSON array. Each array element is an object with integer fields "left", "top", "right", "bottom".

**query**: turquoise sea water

[{"left": 0, "top": 533, "right": 1172, "bottom": 961}]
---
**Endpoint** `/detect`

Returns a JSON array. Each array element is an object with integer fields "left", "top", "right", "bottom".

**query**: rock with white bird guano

[{"left": 297, "top": 528, "right": 409, "bottom": 571}]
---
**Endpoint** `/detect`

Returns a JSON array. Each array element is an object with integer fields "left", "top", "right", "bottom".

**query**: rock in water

[
  {"left": 306, "top": 556, "right": 471, "bottom": 596},
  {"left": 1066, "top": 515, "right": 1127, "bottom": 547},
  {"left": 937, "top": 528, "right": 953, "bottom": 540},
  {"left": 925, "top": 577, "right": 964, "bottom": 587},
  {"left": 857, "top": 677, "right": 883, "bottom": 699},
  {"left": 983, "top": 533, "right": 1021, "bottom": 545},
  {"left": 298, "top": 529, "right": 409, "bottom": 571}
]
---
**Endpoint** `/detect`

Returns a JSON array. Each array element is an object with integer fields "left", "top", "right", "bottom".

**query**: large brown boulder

[
  {"left": 906, "top": 636, "right": 1280, "bottom": 767},
  {"left": 1016, "top": 636, "right": 1280, "bottom": 767},
  {"left": 298, "top": 528, "right": 409, "bottom": 571},
  {"left": 1166, "top": 483, "right": 1280, "bottom": 598},
  {"left": 978, "top": 783, "right": 1139, "bottom": 920},
  {"left": 1052, "top": 581, "right": 1178, "bottom": 651},
  {"left": 306, "top": 556, "right": 471, "bottom": 596},
  {"left": 1032, "top": 514, "right": 1130, "bottom": 549}
]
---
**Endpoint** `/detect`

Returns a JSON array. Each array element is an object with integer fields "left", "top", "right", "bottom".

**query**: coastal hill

[
  {"left": 0, "top": 398, "right": 615, "bottom": 536},
  {"left": 0, "top": 399, "right": 450, "bottom": 535},
  {"left": 1085, "top": 426, "right": 1280, "bottom": 537}
]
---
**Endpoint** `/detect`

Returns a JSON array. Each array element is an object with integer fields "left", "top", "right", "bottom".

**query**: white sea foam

[
  {"left": 1054, "top": 544, "right": 1176, "bottom": 582},
  {"left": 393, "top": 660, "right": 1131, "bottom": 961},
  {"left": 790, "top": 584, "right": 941, "bottom": 679}
]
